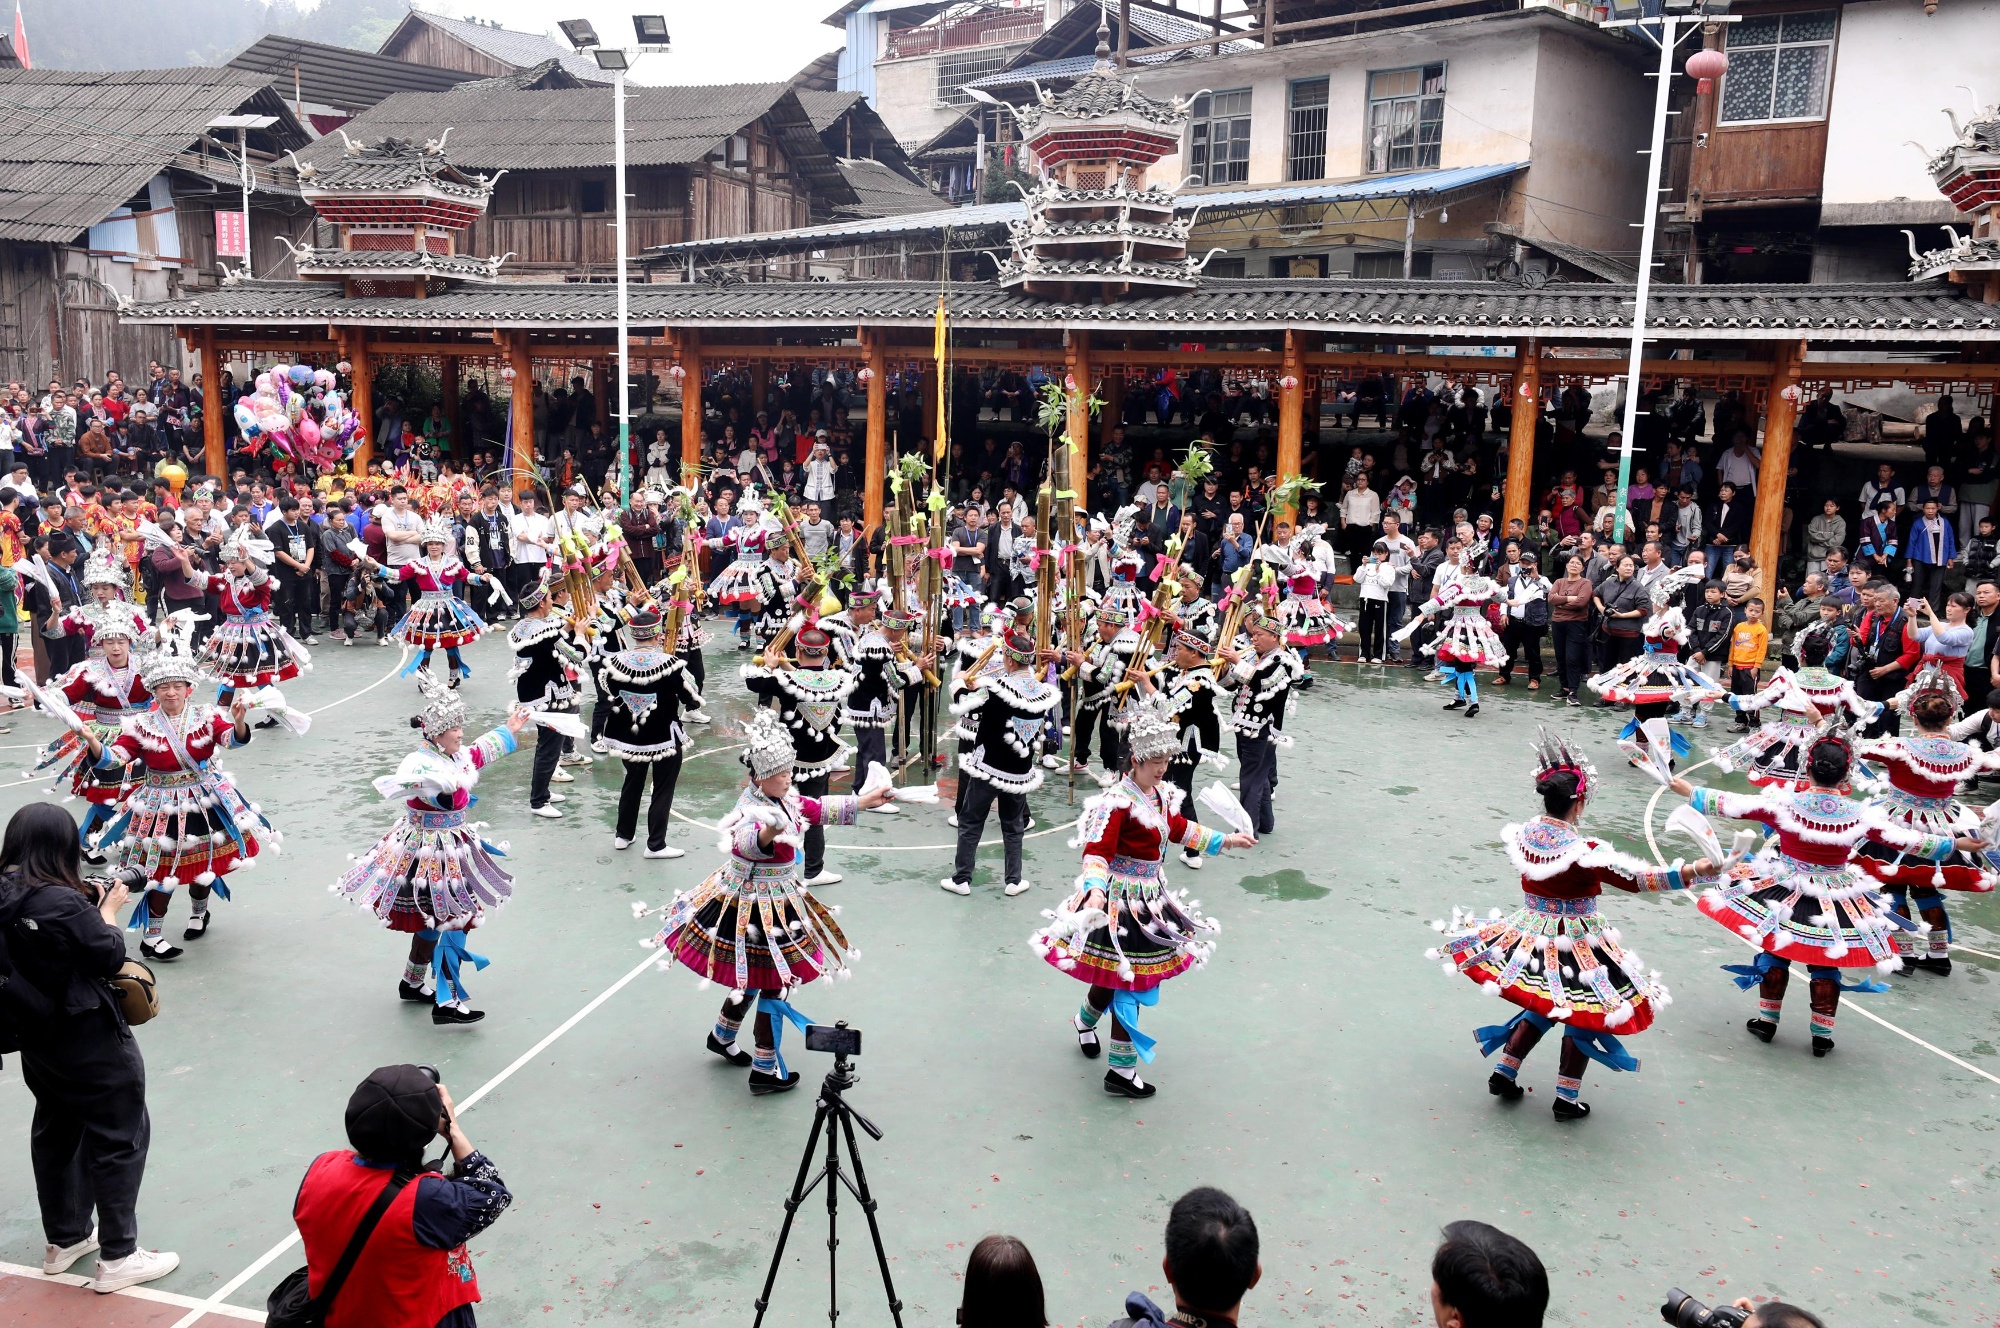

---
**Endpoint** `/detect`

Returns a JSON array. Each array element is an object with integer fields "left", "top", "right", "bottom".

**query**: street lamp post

[
  {"left": 561, "top": 16, "right": 670, "bottom": 507},
  {"left": 206, "top": 113, "right": 278, "bottom": 277}
]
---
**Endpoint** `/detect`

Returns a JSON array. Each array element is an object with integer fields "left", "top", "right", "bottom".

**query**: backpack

[
  {"left": 1522, "top": 588, "right": 1551, "bottom": 629},
  {"left": 0, "top": 873, "right": 58, "bottom": 1058}
]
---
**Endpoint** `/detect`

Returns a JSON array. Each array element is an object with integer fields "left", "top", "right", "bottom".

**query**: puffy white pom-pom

[
  {"left": 1480, "top": 980, "right": 1501, "bottom": 995},
  {"left": 194, "top": 871, "right": 216, "bottom": 886},
  {"left": 639, "top": 937, "right": 658, "bottom": 949},
  {"left": 1824, "top": 943, "right": 1848, "bottom": 959},
  {"left": 1423, "top": 947, "right": 1440, "bottom": 961},
  {"left": 1442, "top": 961, "right": 1459, "bottom": 977},
  {"left": 1876, "top": 957, "right": 1900, "bottom": 973},
  {"left": 1488, "top": 907, "right": 1503, "bottom": 920},
  {"left": 161, "top": 876, "right": 180, "bottom": 889}
]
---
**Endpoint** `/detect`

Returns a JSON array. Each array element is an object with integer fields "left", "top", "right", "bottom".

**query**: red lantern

[{"left": 1686, "top": 48, "right": 1729, "bottom": 97}]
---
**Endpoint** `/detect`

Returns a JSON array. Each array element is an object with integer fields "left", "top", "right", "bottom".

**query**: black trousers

[
  {"left": 952, "top": 777, "right": 1027, "bottom": 886},
  {"left": 42, "top": 632, "right": 86, "bottom": 680},
  {"left": 1499, "top": 622, "right": 1545, "bottom": 682},
  {"left": 1237, "top": 732, "right": 1277, "bottom": 835},
  {"left": 852, "top": 725, "right": 887, "bottom": 794},
  {"left": 530, "top": 715, "right": 566, "bottom": 808},
  {"left": 467, "top": 570, "right": 509, "bottom": 622},
  {"left": 616, "top": 753, "right": 682, "bottom": 850},
  {"left": 20, "top": 1014, "right": 150, "bottom": 1261},
  {"left": 796, "top": 771, "right": 830, "bottom": 877},
  {"left": 1074, "top": 702, "right": 1123, "bottom": 771},
  {"left": 274, "top": 575, "right": 314, "bottom": 637},
  {"left": 1358, "top": 600, "right": 1387, "bottom": 659},
  {"left": 679, "top": 646, "right": 705, "bottom": 694},
  {"left": 1552, "top": 620, "right": 1590, "bottom": 694}
]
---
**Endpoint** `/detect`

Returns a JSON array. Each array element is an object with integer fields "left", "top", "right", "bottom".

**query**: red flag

[{"left": 11, "top": 2, "right": 29, "bottom": 68}]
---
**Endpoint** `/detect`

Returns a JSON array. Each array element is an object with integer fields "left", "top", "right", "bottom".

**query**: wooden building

[
  {"left": 374, "top": 11, "right": 612, "bottom": 85},
  {"left": 224, "top": 34, "right": 482, "bottom": 137}
]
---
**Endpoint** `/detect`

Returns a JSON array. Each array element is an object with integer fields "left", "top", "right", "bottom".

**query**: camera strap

[{"left": 313, "top": 1169, "right": 412, "bottom": 1314}]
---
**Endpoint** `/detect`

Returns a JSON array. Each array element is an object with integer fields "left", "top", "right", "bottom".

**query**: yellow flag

[{"left": 933, "top": 295, "right": 949, "bottom": 460}]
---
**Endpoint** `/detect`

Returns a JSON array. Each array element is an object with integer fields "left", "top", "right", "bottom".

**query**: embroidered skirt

[
  {"left": 1432, "top": 892, "right": 1664, "bottom": 1034},
  {"left": 653, "top": 857, "right": 852, "bottom": 990},
  {"left": 335, "top": 806, "right": 514, "bottom": 933},
  {"left": 1032, "top": 854, "right": 1219, "bottom": 992},
  {"left": 1697, "top": 850, "right": 1909, "bottom": 969},
  {"left": 1712, "top": 713, "right": 1820, "bottom": 790},
  {"left": 1282, "top": 592, "right": 1349, "bottom": 648},
  {"left": 1589, "top": 649, "right": 1727, "bottom": 707},
  {"left": 103, "top": 767, "right": 272, "bottom": 886},
  {"left": 391, "top": 590, "right": 485, "bottom": 652},
  {"left": 1431, "top": 608, "right": 1507, "bottom": 669},
  {"left": 35, "top": 718, "right": 140, "bottom": 806},
  {"left": 707, "top": 555, "right": 767, "bottom": 612},
  {"left": 203, "top": 611, "right": 309, "bottom": 687},
  {"left": 1856, "top": 788, "right": 1993, "bottom": 892}
]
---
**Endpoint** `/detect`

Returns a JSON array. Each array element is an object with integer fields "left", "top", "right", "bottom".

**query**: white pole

[
  {"left": 615, "top": 64, "right": 631, "bottom": 506},
  {"left": 1613, "top": 14, "right": 1677, "bottom": 548},
  {"left": 238, "top": 126, "right": 253, "bottom": 278}
]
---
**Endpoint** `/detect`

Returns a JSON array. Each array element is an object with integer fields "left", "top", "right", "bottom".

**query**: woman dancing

[
  {"left": 1667, "top": 732, "right": 1979, "bottom": 1057},
  {"left": 1392, "top": 536, "right": 1506, "bottom": 717},
  {"left": 1588, "top": 567, "right": 1724, "bottom": 768},
  {"left": 1030, "top": 693, "right": 1251, "bottom": 1098},
  {"left": 388, "top": 517, "right": 486, "bottom": 684},
  {"left": 169, "top": 532, "right": 311, "bottom": 704},
  {"left": 334, "top": 672, "right": 532, "bottom": 1025},
  {"left": 644, "top": 708, "right": 893, "bottom": 1095},
  {"left": 1430, "top": 729, "right": 1719, "bottom": 1121},
  {"left": 1712, "top": 628, "right": 1879, "bottom": 789}
]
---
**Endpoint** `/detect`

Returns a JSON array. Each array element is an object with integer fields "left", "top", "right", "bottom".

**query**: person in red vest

[{"left": 293, "top": 1065, "right": 512, "bottom": 1328}]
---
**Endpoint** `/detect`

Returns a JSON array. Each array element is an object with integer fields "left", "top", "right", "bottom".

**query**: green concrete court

[{"left": 2, "top": 636, "right": 1997, "bottom": 1327}]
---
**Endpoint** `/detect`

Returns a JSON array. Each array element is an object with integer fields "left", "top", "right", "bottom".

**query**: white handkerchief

[
  {"left": 1197, "top": 781, "right": 1256, "bottom": 838},
  {"left": 1665, "top": 804, "right": 1725, "bottom": 863},
  {"left": 531, "top": 710, "right": 589, "bottom": 740}
]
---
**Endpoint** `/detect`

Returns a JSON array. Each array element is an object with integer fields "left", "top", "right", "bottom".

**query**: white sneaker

[
  {"left": 591, "top": 738, "right": 610, "bottom": 755},
  {"left": 869, "top": 803, "right": 899, "bottom": 815},
  {"left": 561, "top": 753, "right": 594, "bottom": 767},
  {"left": 613, "top": 836, "right": 633, "bottom": 850},
  {"left": 343, "top": 637, "right": 354, "bottom": 647},
  {"left": 1025, "top": 817, "right": 1037, "bottom": 829},
  {"left": 939, "top": 876, "right": 971, "bottom": 896},
  {"left": 530, "top": 805, "right": 563, "bottom": 819},
  {"left": 1004, "top": 879, "right": 1032, "bottom": 897},
  {"left": 379, "top": 637, "right": 391, "bottom": 647},
  {"left": 804, "top": 870, "right": 843, "bottom": 886},
  {"left": 686, "top": 709, "right": 713, "bottom": 724},
  {"left": 550, "top": 768, "right": 575, "bottom": 783},
  {"left": 44, "top": 1229, "right": 98, "bottom": 1276},
  {"left": 305, "top": 636, "right": 320, "bottom": 646},
  {"left": 91, "top": 1248, "right": 179, "bottom": 1294},
  {"left": 1181, "top": 852, "right": 1205, "bottom": 871},
  {"left": 1041, "top": 754, "right": 1061, "bottom": 769},
  {"left": 547, "top": 791, "right": 567, "bottom": 803},
  {"left": 947, "top": 813, "right": 959, "bottom": 827},
  {"left": 644, "top": 845, "right": 685, "bottom": 859}
]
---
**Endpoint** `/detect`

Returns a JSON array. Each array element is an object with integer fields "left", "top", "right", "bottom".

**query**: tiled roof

[
  {"left": 387, "top": 13, "right": 612, "bottom": 85},
  {"left": 225, "top": 34, "right": 480, "bottom": 111},
  {"left": 292, "top": 249, "right": 504, "bottom": 280},
  {"left": 794, "top": 88, "right": 864, "bottom": 134},
  {"left": 302, "top": 138, "right": 492, "bottom": 198},
  {"left": 0, "top": 68, "right": 311, "bottom": 242},
  {"left": 834, "top": 157, "right": 948, "bottom": 219},
  {"left": 1015, "top": 70, "right": 1189, "bottom": 136},
  {"left": 122, "top": 277, "right": 2000, "bottom": 343}
]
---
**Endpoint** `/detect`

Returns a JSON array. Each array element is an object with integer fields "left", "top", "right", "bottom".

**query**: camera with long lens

[
  {"left": 85, "top": 866, "right": 150, "bottom": 903},
  {"left": 1661, "top": 1289, "right": 1750, "bottom": 1328}
]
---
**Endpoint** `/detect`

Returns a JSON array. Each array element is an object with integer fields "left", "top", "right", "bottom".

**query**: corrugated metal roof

[
  {"left": 0, "top": 68, "right": 310, "bottom": 243},
  {"left": 657, "top": 200, "right": 1024, "bottom": 254},
  {"left": 122, "top": 277, "right": 2000, "bottom": 344},
  {"left": 835, "top": 157, "right": 949, "bottom": 218},
  {"left": 1181, "top": 162, "right": 1528, "bottom": 209},
  {"left": 794, "top": 88, "right": 864, "bottom": 134},
  {"left": 226, "top": 34, "right": 480, "bottom": 111},
  {"left": 386, "top": 12, "right": 612, "bottom": 85}
]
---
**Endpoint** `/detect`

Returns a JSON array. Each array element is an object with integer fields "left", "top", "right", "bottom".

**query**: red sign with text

[{"left": 215, "top": 210, "right": 247, "bottom": 258}]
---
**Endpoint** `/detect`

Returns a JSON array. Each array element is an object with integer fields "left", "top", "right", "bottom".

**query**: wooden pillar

[
  {"left": 862, "top": 330, "right": 889, "bottom": 530},
  {"left": 441, "top": 358, "right": 461, "bottom": 460},
  {"left": 347, "top": 336, "right": 373, "bottom": 475},
  {"left": 508, "top": 333, "right": 534, "bottom": 496},
  {"left": 1065, "top": 330, "right": 1091, "bottom": 482},
  {"left": 1502, "top": 338, "right": 1540, "bottom": 528},
  {"left": 198, "top": 329, "right": 226, "bottom": 477},
  {"left": 1275, "top": 329, "right": 1303, "bottom": 521},
  {"left": 1749, "top": 339, "right": 1804, "bottom": 603},
  {"left": 678, "top": 335, "right": 704, "bottom": 470}
]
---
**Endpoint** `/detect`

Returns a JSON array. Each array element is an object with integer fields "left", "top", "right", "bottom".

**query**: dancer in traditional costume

[
  {"left": 166, "top": 532, "right": 310, "bottom": 703},
  {"left": 1151, "top": 624, "right": 1227, "bottom": 871},
  {"left": 62, "top": 546, "right": 151, "bottom": 658},
  {"left": 944, "top": 628, "right": 1061, "bottom": 897},
  {"left": 1067, "top": 603, "right": 1137, "bottom": 779},
  {"left": 848, "top": 595, "right": 927, "bottom": 807},
  {"left": 1431, "top": 730, "right": 1719, "bottom": 1120},
  {"left": 602, "top": 603, "right": 705, "bottom": 858},
  {"left": 1031, "top": 693, "right": 1250, "bottom": 1098},
  {"left": 1220, "top": 603, "right": 1301, "bottom": 835},
  {"left": 1856, "top": 662, "right": 2000, "bottom": 977},
  {"left": 743, "top": 623, "right": 853, "bottom": 885},
  {"left": 1588, "top": 567, "right": 1725, "bottom": 766},
  {"left": 388, "top": 517, "right": 485, "bottom": 683},
  {"left": 703, "top": 492, "right": 779, "bottom": 646},
  {"left": 509, "top": 573, "right": 584, "bottom": 820},
  {"left": 1667, "top": 734, "right": 1978, "bottom": 1057},
  {"left": 80, "top": 615, "right": 273, "bottom": 962},
  {"left": 334, "top": 674, "right": 531, "bottom": 1024},
  {"left": 644, "top": 708, "right": 892, "bottom": 1095},
  {"left": 30, "top": 605, "right": 151, "bottom": 849},
  {"left": 1169, "top": 565, "right": 1218, "bottom": 641},
  {"left": 1393, "top": 540, "right": 1505, "bottom": 716},
  {"left": 1712, "top": 629, "right": 1880, "bottom": 789}
]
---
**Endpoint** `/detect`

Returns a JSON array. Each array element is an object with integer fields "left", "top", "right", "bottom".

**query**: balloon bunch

[{"left": 231, "top": 363, "right": 367, "bottom": 469}]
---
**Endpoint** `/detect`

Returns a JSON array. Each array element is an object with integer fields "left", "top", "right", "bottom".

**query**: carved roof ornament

[{"left": 1908, "top": 88, "right": 2000, "bottom": 299}]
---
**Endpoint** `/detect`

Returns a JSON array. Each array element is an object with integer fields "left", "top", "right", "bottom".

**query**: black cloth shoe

[
  {"left": 707, "top": 1033, "right": 753, "bottom": 1066},
  {"left": 432, "top": 1004, "right": 485, "bottom": 1025},
  {"left": 140, "top": 936, "right": 182, "bottom": 961},
  {"left": 1075, "top": 1019, "right": 1102, "bottom": 1059},
  {"left": 398, "top": 980, "right": 432, "bottom": 1003},
  {"left": 1746, "top": 1017, "right": 1777, "bottom": 1043},
  {"left": 1488, "top": 1071, "right": 1524, "bottom": 1101},
  {"left": 1465, "top": 702, "right": 1480, "bottom": 718},
  {"left": 181, "top": 913, "right": 211, "bottom": 941},
  {"left": 1103, "top": 1070, "right": 1157, "bottom": 1098},
  {"left": 1552, "top": 1098, "right": 1591, "bottom": 1121},
  {"left": 1811, "top": 1035, "right": 1835, "bottom": 1057},
  {"left": 1443, "top": 698, "right": 1466, "bottom": 711},
  {"left": 749, "top": 1069, "right": 801, "bottom": 1095},
  {"left": 1915, "top": 956, "right": 1953, "bottom": 976}
]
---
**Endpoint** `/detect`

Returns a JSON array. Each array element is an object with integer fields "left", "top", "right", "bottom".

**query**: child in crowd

[{"left": 1728, "top": 598, "right": 1769, "bottom": 731}]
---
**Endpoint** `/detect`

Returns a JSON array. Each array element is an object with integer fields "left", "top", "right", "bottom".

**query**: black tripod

[{"left": 751, "top": 1039, "right": 904, "bottom": 1328}]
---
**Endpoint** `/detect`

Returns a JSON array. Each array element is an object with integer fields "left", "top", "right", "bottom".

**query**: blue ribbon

[
  {"left": 1474, "top": 1008, "right": 1552, "bottom": 1056},
  {"left": 757, "top": 995, "right": 813, "bottom": 1077},
  {"left": 429, "top": 929, "right": 489, "bottom": 1005},
  {"left": 1721, "top": 951, "right": 1788, "bottom": 989},
  {"left": 1107, "top": 986, "right": 1161, "bottom": 1063},
  {"left": 1562, "top": 1027, "right": 1640, "bottom": 1073},
  {"left": 1835, "top": 974, "right": 1891, "bottom": 994}
]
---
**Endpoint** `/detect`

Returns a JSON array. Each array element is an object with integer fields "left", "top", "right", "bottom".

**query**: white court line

[
  {"left": 0, "top": 1259, "right": 265, "bottom": 1321},
  {"left": 165, "top": 949, "right": 661, "bottom": 1328},
  {"left": 303, "top": 648, "right": 412, "bottom": 716},
  {"left": 1642, "top": 761, "right": 2000, "bottom": 1086}
]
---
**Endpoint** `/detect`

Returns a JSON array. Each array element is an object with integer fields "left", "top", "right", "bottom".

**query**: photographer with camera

[
  {"left": 1663, "top": 1291, "right": 1825, "bottom": 1328},
  {"left": 283, "top": 1064, "right": 512, "bottom": 1328},
  {"left": 0, "top": 801, "right": 177, "bottom": 1293}
]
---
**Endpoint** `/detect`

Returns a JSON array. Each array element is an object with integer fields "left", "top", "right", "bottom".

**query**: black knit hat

[{"left": 345, "top": 1065, "right": 442, "bottom": 1164}]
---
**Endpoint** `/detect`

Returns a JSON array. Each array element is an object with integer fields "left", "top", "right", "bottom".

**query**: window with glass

[
  {"left": 1366, "top": 63, "right": 1445, "bottom": 174},
  {"left": 1190, "top": 89, "right": 1252, "bottom": 185},
  {"left": 1287, "top": 77, "right": 1329, "bottom": 182},
  {"left": 1718, "top": 11, "right": 1836, "bottom": 123}
]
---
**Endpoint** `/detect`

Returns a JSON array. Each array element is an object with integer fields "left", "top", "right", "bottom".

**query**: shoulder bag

[{"left": 266, "top": 1169, "right": 413, "bottom": 1328}]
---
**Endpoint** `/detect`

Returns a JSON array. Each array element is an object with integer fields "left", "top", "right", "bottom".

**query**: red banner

[{"left": 215, "top": 210, "right": 246, "bottom": 259}]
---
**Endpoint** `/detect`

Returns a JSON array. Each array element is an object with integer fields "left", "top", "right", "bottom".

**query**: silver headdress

[
  {"left": 218, "top": 530, "right": 274, "bottom": 566},
  {"left": 414, "top": 667, "right": 469, "bottom": 741},
  {"left": 1531, "top": 725, "right": 1598, "bottom": 804},
  {"left": 1904, "top": 656, "right": 1965, "bottom": 713},
  {"left": 72, "top": 598, "right": 145, "bottom": 645},
  {"left": 80, "top": 544, "right": 126, "bottom": 590},
  {"left": 420, "top": 515, "right": 454, "bottom": 549},
  {"left": 1121, "top": 691, "right": 1184, "bottom": 765},
  {"left": 139, "top": 610, "right": 211, "bottom": 689},
  {"left": 740, "top": 706, "right": 796, "bottom": 781},
  {"left": 1648, "top": 564, "right": 1703, "bottom": 608}
]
